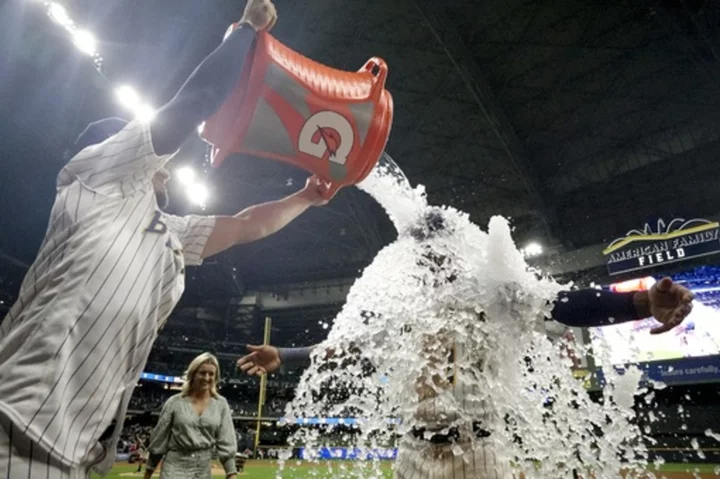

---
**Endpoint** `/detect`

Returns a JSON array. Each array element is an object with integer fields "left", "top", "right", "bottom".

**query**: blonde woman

[{"left": 144, "top": 353, "right": 237, "bottom": 479}]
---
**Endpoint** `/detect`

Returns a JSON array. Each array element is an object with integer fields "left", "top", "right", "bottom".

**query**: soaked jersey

[{"left": 414, "top": 315, "right": 562, "bottom": 431}]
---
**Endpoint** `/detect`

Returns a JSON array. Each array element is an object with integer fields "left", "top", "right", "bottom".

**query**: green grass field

[
  {"left": 91, "top": 460, "right": 720, "bottom": 478},
  {"left": 91, "top": 460, "right": 393, "bottom": 478}
]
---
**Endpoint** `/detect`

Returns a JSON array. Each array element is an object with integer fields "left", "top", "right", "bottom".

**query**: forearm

[
  {"left": 145, "top": 454, "right": 163, "bottom": 471},
  {"left": 145, "top": 399, "right": 175, "bottom": 472},
  {"left": 201, "top": 190, "right": 313, "bottom": 258},
  {"left": 218, "top": 403, "right": 238, "bottom": 477},
  {"left": 277, "top": 344, "right": 352, "bottom": 370},
  {"left": 549, "top": 289, "right": 645, "bottom": 327},
  {"left": 151, "top": 25, "right": 256, "bottom": 156},
  {"left": 278, "top": 346, "right": 316, "bottom": 369},
  {"left": 221, "top": 457, "right": 237, "bottom": 477},
  {"left": 222, "top": 458, "right": 238, "bottom": 478},
  {"left": 231, "top": 191, "right": 312, "bottom": 243}
]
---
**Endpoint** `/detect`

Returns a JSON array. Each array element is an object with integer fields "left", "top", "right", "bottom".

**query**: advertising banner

[
  {"left": 604, "top": 218, "right": 720, "bottom": 276},
  {"left": 298, "top": 447, "right": 398, "bottom": 460}
]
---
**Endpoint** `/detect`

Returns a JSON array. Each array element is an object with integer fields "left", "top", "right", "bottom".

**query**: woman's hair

[{"left": 181, "top": 352, "right": 221, "bottom": 397}]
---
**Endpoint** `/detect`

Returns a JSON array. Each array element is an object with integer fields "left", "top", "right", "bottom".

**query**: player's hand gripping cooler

[{"left": 200, "top": 26, "right": 394, "bottom": 199}]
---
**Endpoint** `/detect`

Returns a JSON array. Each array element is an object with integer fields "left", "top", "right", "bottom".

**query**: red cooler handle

[{"left": 362, "top": 58, "right": 388, "bottom": 98}]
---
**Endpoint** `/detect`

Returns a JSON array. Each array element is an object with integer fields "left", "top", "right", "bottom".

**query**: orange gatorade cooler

[{"left": 200, "top": 25, "right": 394, "bottom": 199}]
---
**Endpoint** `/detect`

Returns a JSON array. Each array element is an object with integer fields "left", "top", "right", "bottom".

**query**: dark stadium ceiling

[{"left": 1, "top": 0, "right": 719, "bottom": 286}]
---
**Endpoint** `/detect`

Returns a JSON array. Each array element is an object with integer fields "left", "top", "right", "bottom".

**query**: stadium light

[
  {"left": 48, "top": 3, "right": 73, "bottom": 28},
  {"left": 115, "top": 86, "right": 155, "bottom": 121},
  {"left": 135, "top": 104, "right": 156, "bottom": 122},
  {"left": 72, "top": 29, "right": 96, "bottom": 56},
  {"left": 175, "top": 167, "right": 196, "bottom": 186},
  {"left": 35, "top": 0, "right": 211, "bottom": 202},
  {"left": 115, "top": 85, "right": 141, "bottom": 110},
  {"left": 522, "top": 242, "right": 544, "bottom": 258},
  {"left": 187, "top": 183, "right": 209, "bottom": 206}
]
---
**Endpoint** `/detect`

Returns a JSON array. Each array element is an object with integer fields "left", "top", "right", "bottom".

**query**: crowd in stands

[
  {"left": 127, "top": 383, "right": 292, "bottom": 418},
  {"left": 155, "top": 334, "right": 249, "bottom": 356},
  {"left": 128, "top": 389, "right": 168, "bottom": 412}
]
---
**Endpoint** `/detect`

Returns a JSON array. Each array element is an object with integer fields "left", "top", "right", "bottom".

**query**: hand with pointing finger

[
  {"left": 634, "top": 277, "right": 694, "bottom": 335},
  {"left": 237, "top": 345, "right": 282, "bottom": 376}
]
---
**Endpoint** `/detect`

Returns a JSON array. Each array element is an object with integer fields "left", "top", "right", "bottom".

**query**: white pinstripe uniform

[
  {"left": 394, "top": 327, "right": 513, "bottom": 479},
  {"left": 0, "top": 120, "right": 215, "bottom": 478}
]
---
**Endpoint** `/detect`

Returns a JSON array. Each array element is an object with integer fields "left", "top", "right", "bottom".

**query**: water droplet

[{"left": 451, "top": 444, "right": 464, "bottom": 456}]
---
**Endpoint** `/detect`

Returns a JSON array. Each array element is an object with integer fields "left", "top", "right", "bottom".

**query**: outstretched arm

[
  {"left": 151, "top": 0, "right": 276, "bottom": 156},
  {"left": 549, "top": 277, "right": 693, "bottom": 334},
  {"left": 237, "top": 343, "right": 340, "bottom": 376},
  {"left": 237, "top": 279, "right": 695, "bottom": 380},
  {"left": 61, "top": 1, "right": 276, "bottom": 192},
  {"left": 200, "top": 177, "right": 328, "bottom": 259},
  {"left": 236, "top": 345, "right": 315, "bottom": 376},
  {"left": 549, "top": 289, "right": 637, "bottom": 328}
]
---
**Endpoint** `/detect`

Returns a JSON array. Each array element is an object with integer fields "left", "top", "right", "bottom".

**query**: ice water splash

[{"left": 279, "top": 154, "right": 649, "bottom": 478}]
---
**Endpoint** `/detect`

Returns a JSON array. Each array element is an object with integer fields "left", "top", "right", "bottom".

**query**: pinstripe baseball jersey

[
  {"left": 413, "top": 323, "right": 495, "bottom": 431},
  {"left": 413, "top": 308, "right": 561, "bottom": 432},
  {"left": 0, "top": 120, "right": 215, "bottom": 475}
]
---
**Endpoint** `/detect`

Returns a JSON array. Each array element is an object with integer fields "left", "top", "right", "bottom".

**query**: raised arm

[
  {"left": 237, "top": 344, "right": 318, "bottom": 376},
  {"left": 62, "top": 1, "right": 276, "bottom": 193},
  {"left": 151, "top": 0, "right": 276, "bottom": 156}
]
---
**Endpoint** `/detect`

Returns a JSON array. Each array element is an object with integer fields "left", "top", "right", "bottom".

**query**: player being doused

[{"left": 238, "top": 209, "right": 693, "bottom": 478}]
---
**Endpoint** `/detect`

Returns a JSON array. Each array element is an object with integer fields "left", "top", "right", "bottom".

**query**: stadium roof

[{"left": 1, "top": 0, "right": 719, "bottom": 287}]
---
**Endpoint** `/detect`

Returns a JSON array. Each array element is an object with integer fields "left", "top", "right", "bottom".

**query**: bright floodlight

[
  {"left": 175, "top": 167, "right": 196, "bottom": 186},
  {"left": 48, "top": 3, "right": 73, "bottom": 28},
  {"left": 134, "top": 104, "right": 156, "bottom": 122},
  {"left": 187, "top": 183, "right": 209, "bottom": 206},
  {"left": 72, "top": 29, "right": 96, "bottom": 56},
  {"left": 115, "top": 85, "right": 141, "bottom": 110},
  {"left": 522, "top": 242, "right": 543, "bottom": 258}
]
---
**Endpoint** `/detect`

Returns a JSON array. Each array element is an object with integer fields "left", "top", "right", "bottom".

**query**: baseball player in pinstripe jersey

[
  {"left": 0, "top": 1, "right": 323, "bottom": 477},
  {"left": 238, "top": 211, "right": 693, "bottom": 479}
]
